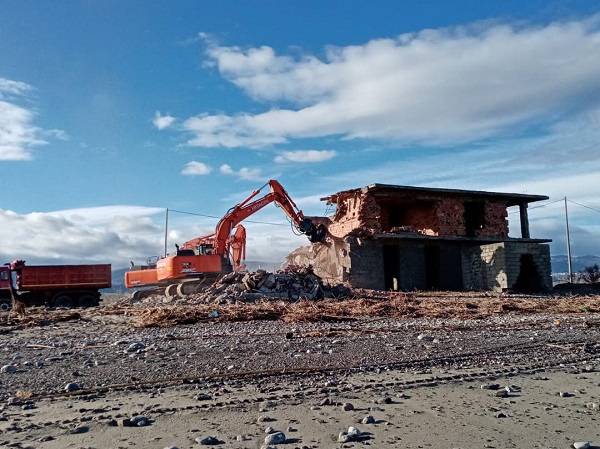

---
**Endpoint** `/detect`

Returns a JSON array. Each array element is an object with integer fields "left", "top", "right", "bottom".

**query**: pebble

[
  {"left": 573, "top": 443, "right": 590, "bottom": 449},
  {"left": 131, "top": 416, "right": 150, "bottom": 427},
  {"left": 163, "top": 447, "right": 179, "bottom": 449},
  {"left": 342, "top": 402, "right": 354, "bottom": 411},
  {"left": 362, "top": 415, "right": 375, "bottom": 424},
  {"left": 417, "top": 333, "right": 434, "bottom": 341},
  {"left": 195, "top": 436, "right": 220, "bottom": 445},
  {"left": 127, "top": 342, "right": 146, "bottom": 352},
  {"left": 338, "top": 432, "right": 353, "bottom": 443},
  {"left": 559, "top": 391, "right": 572, "bottom": 397},
  {"left": 319, "top": 397, "right": 333, "bottom": 406},
  {"left": 64, "top": 382, "right": 81, "bottom": 392},
  {"left": 1, "top": 365, "right": 17, "bottom": 373},
  {"left": 257, "top": 415, "right": 275, "bottom": 423},
  {"left": 348, "top": 426, "right": 361, "bottom": 438},
  {"left": 265, "top": 426, "right": 276, "bottom": 434},
  {"left": 194, "top": 393, "right": 212, "bottom": 401},
  {"left": 495, "top": 390, "right": 509, "bottom": 398},
  {"left": 264, "top": 431, "right": 286, "bottom": 445}
]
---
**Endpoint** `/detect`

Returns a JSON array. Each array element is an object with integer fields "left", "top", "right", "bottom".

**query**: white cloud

[
  {"left": 0, "top": 206, "right": 167, "bottom": 267},
  {"left": 182, "top": 160, "right": 212, "bottom": 176},
  {"left": 182, "top": 114, "right": 286, "bottom": 148},
  {"left": 0, "top": 77, "right": 67, "bottom": 161},
  {"left": 219, "top": 164, "right": 262, "bottom": 180},
  {"left": 153, "top": 110, "right": 176, "bottom": 130},
  {"left": 274, "top": 149, "right": 337, "bottom": 163},
  {"left": 188, "top": 17, "right": 600, "bottom": 148}
]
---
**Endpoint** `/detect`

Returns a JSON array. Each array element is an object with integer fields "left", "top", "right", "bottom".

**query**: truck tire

[
  {"left": 52, "top": 295, "right": 73, "bottom": 308},
  {"left": 0, "top": 298, "right": 12, "bottom": 312},
  {"left": 78, "top": 294, "right": 99, "bottom": 308}
]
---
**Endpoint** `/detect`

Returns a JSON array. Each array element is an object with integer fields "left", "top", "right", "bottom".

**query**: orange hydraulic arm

[{"left": 211, "top": 180, "right": 324, "bottom": 258}]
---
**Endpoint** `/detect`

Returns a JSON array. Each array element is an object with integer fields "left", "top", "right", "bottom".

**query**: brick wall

[{"left": 326, "top": 191, "right": 509, "bottom": 239}]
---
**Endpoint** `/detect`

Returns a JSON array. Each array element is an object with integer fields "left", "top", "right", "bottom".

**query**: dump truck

[{"left": 0, "top": 260, "right": 112, "bottom": 311}]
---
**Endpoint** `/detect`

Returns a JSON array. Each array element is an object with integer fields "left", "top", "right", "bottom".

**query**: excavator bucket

[{"left": 310, "top": 224, "right": 327, "bottom": 243}]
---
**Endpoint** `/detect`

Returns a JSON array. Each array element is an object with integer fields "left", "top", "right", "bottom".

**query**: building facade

[{"left": 287, "top": 184, "right": 552, "bottom": 292}]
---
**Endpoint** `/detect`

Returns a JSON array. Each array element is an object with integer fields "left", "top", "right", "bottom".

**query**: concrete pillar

[{"left": 519, "top": 202, "right": 530, "bottom": 239}]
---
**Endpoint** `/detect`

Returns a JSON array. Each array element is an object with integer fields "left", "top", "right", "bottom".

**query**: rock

[
  {"left": 195, "top": 436, "right": 220, "bottom": 445},
  {"left": 585, "top": 402, "right": 600, "bottom": 411},
  {"left": 163, "top": 447, "right": 180, "bottom": 449},
  {"left": 265, "top": 426, "right": 276, "bottom": 434},
  {"left": 6, "top": 397, "right": 21, "bottom": 406},
  {"left": 338, "top": 431, "right": 352, "bottom": 443},
  {"left": 1, "top": 365, "right": 17, "bottom": 373},
  {"left": 342, "top": 402, "right": 354, "bottom": 411},
  {"left": 117, "top": 418, "right": 132, "bottom": 427},
  {"left": 481, "top": 383, "right": 501, "bottom": 390},
  {"left": 127, "top": 342, "right": 145, "bottom": 352},
  {"left": 559, "top": 391, "right": 572, "bottom": 398},
  {"left": 38, "top": 436, "right": 54, "bottom": 442},
  {"left": 69, "top": 425, "right": 89, "bottom": 434},
  {"left": 362, "top": 415, "right": 375, "bottom": 424},
  {"left": 64, "top": 382, "right": 81, "bottom": 392},
  {"left": 130, "top": 416, "right": 150, "bottom": 426},
  {"left": 319, "top": 397, "right": 333, "bottom": 406},
  {"left": 264, "top": 431, "right": 286, "bottom": 445},
  {"left": 348, "top": 426, "right": 361, "bottom": 438},
  {"left": 194, "top": 393, "right": 212, "bottom": 401},
  {"left": 417, "top": 333, "right": 434, "bottom": 341},
  {"left": 495, "top": 390, "right": 509, "bottom": 398},
  {"left": 257, "top": 415, "right": 275, "bottom": 423},
  {"left": 573, "top": 443, "right": 590, "bottom": 449}
]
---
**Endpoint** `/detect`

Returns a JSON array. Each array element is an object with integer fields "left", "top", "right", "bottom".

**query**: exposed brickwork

[{"left": 296, "top": 184, "right": 550, "bottom": 292}]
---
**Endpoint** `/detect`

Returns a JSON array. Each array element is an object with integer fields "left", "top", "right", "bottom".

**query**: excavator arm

[{"left": 213, "top": 180, "right": 325, "bottom": 255}]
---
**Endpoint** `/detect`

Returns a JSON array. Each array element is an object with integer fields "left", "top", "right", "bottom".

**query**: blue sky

[{"left": 1, "top": 0, "right": 599, "bottom": 268}]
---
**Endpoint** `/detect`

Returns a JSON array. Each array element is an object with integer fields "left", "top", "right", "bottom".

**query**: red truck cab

[{"left": 0, "top": 266, "right": 13, "bottom": 311}]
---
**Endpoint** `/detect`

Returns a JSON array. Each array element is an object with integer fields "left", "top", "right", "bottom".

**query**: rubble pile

[{"left": 190, "top": 266, "right": 351, "bottom": 304}]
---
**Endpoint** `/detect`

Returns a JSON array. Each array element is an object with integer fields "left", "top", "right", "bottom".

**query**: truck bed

[{"left": 17, "top": 264, "right": 112, "bottom": 291}]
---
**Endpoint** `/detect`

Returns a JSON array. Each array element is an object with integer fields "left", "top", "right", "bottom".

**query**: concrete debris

[{"left": 136, "top": 266, "right": 351, "bottom": 306}]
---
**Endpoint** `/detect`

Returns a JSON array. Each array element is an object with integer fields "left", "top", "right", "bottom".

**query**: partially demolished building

[{"left": 288, "top": 184, "right": 552, "bottom": 292}]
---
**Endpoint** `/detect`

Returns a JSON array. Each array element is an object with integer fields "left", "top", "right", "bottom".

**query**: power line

[
  {"left": 508, "top": 198, "right": 563, "bottom": 214},
  {"left": 168, "top": 208, "right": 289, "bottom": 227},
  {"left": 567, "top": 199, "right": 600, "bottom": 214}
]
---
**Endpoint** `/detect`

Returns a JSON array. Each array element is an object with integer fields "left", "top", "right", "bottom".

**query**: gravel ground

[{"left": 2, "top": 306, "right": 600, "bottom": 400}]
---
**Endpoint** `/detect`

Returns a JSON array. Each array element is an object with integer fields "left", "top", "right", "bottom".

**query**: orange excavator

[{"left": 125, "top": 180, "right": 325, "bottom": 298}]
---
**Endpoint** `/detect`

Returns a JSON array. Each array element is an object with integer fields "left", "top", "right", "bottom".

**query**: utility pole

[
  {"left": 164, "top": 208, "right": 169, "bottom": 257},
  {"left": 564, "top": 197, "right": 573, "bottom": 283}
]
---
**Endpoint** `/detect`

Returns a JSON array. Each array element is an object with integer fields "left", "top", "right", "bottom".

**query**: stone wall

[{"left": 462, "top": 241, "right": 551, "bottom": 292}]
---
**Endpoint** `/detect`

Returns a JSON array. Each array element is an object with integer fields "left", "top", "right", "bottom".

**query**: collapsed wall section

[{"left": 324, "top": 188, "right": 510, "bottom": 239}]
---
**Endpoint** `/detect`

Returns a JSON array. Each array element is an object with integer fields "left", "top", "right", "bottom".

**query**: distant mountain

[{"left": 551, "top": 255, "right": 600, "bottom": 274}]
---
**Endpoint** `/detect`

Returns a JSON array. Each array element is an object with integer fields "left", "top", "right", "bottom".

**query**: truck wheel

[
  {"left": 53, "top": 295, "right": 73, "bottom": 308},
  {"left": 79, "top": 294, "right": 99, "bottom": 308},
  {"left": 0, "top": 298, "right": 12, "bottom": 312}
]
